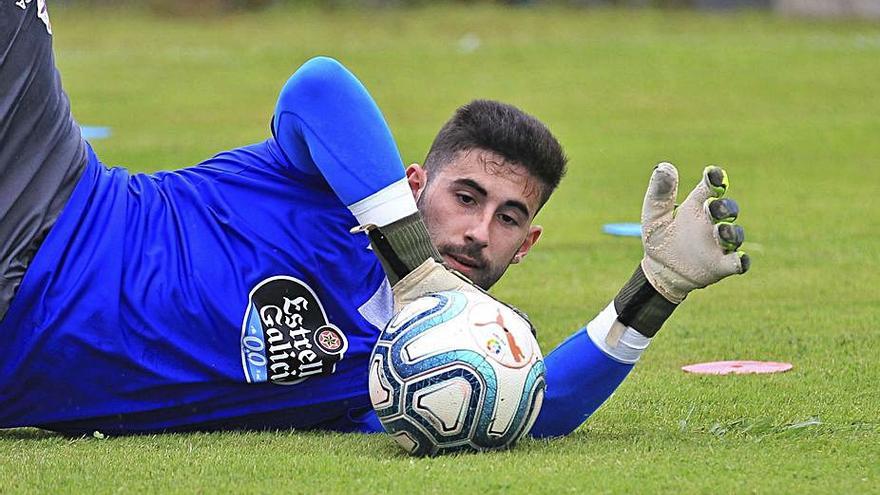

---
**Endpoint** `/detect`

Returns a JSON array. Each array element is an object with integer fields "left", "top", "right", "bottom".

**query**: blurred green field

[{"left": 2, "top": 2, "right": 879, "bottom": 493}]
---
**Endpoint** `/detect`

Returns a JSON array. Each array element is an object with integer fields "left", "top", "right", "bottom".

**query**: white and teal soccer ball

[{"left": 368, "top": 290, "right": 546, "bottom": 456}]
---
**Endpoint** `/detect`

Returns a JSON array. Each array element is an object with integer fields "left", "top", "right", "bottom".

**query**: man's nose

[{"left": 463, "top": 215, "right": 491, "bottom": 248}]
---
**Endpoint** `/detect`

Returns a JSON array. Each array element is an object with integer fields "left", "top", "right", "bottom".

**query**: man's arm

[
  {"left": 271, "top": 57, "right": 437, "bottom": 286},
  {"left": 530, "top": 164, "right": 749, "bottom": 437},
  {"left": 272, "top": 57, "right": 480, "bottom": 303},
  {"left": 271, "top": 56, "right": 408, "bottom": 216}
]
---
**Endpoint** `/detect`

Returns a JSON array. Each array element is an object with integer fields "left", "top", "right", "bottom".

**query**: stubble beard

[{"left": 417, "top": 194, "right": 509, "bottom": 290}]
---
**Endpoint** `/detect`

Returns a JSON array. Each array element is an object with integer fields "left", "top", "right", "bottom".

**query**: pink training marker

[{"left": 681, "top": 360, "right": 793, "bottom": 375}]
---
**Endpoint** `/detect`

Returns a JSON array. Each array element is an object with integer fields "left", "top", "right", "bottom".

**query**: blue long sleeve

[
  {"left": 529, "top": 329, "right": 634, "bottom": 438},
  {"left": 271, "top": 56, "right": 406, "bottom": 206}
]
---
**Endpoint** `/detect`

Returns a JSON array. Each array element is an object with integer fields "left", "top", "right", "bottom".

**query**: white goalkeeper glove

[
  {"left": 642, "top": 162, "right": 749, "bottom": 301},
  {"left": 391, "top": 258, "right": 480, "bottom": 312},
  {"left": 352, "top": 213, "right": 480, "bottom": 313},
  {"left": 391, "top": 258, "right": 537, "bottom": 335},
  {"left": 355, "top": 215, "right": 536, "bottom": 334},
  {"left": 613, "top": 163, "right": 750, "bottom": 337}
]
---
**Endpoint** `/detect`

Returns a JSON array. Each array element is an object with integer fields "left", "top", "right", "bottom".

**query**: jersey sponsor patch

[{"left": 240, "top": 276, "right": 348, "bottom": 385}]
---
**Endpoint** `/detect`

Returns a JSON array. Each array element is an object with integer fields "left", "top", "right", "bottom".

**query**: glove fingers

[
  {"left": 682, "top": 166, "right": 728, "bottom": 213},
  {"left": 641, "top": 162, "right": 679, "bottom": 230},
  {"left": 715, "top": 250, "right": 748, "bottom": 278},
  {"left": 707, "top": 197, "right": 739, "bottom": 223},
  {"left": 738, "top": 252, "right": 751, "bottom": 274},
  {"left": 715, "top": 222, "right": 745, "bottom": 252}
]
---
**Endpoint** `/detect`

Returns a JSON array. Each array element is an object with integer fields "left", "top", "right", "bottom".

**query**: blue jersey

[{"left": 0, "top": 139, "right": 393, "bottom": 434}]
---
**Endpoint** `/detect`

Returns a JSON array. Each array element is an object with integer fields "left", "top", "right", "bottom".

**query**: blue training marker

[
  {"left": 602, "top": 223, "right": 642, "bottom": 237},
  {"left": 80, "top": 126, "right": 111, "bottom": 140}
]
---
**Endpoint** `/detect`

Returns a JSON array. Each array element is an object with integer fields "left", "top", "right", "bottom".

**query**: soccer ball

[{"left": 368, "top": 290, "right": 546, "bottom": 456}]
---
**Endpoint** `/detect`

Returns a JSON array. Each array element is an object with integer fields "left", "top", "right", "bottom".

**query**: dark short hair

[{"left": 424, "top": 99, "right": 568, "bottom": 206}]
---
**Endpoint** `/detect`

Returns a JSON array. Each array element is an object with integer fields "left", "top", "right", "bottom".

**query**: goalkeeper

[{"left": 0, "top": 2, "right": 748, "bottom": 436}]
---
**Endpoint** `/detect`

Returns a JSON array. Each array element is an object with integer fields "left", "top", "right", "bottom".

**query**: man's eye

[
  {"left": 498, "top": 214, "right": 519, "bottom": 226},
  {"left": 456, "top": 193, "right": 475, "bottom": 205}
]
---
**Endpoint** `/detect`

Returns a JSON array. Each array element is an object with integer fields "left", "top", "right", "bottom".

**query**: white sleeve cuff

[
  {"left": 348, "top": 178, "right": 418, "bottom": 228},
  {"left": 586, "top": 301, "right": 652, "bottom": 365}
]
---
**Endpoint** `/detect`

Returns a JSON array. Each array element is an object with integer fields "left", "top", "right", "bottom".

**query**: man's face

[{"left": 407, "top": 148, "right": 544, "bottom": 290}]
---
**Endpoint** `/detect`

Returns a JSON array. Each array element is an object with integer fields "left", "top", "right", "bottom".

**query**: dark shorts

[{"left": 0, "top": 1, "right": 86, "bottom": 320}]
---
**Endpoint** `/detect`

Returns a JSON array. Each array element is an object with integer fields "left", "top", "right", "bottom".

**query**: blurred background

[{"left": 48, "top": 0, "right": 880, "bottom": 18}]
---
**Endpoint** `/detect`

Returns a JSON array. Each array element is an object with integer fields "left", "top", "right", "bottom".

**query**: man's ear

[
  {"left": 406, "top": 164, "right": 428, "bottom": 202},
  {"left": 512, "top": 225, "right": 543, "bottom": 264}
]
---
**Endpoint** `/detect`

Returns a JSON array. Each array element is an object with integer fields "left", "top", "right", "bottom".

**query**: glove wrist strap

[
  {"left": 613, "top": 265, "right": 679, "bottom": 338},
  {"left": 361, "top": 213, "right": 442, "bottom": 286}
]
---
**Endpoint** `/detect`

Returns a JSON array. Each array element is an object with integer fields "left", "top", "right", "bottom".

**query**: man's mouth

[{"left": 443, "top": 253, "right": 482, "bottom": 272}]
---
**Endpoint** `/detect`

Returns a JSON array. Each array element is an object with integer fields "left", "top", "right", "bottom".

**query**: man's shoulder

[
  {"left": 189, "top": 139, "right": 329, "bottom": 188},
  {"left": 197, "top": 139, "right": 282, "bottom": 174}
]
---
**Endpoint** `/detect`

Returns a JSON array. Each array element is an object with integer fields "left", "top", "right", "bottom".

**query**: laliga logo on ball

[
  {"left": 369, "top": 290, "right": 546, "bottom": 456},
  {"left": 473, "top": 307, "right": 529, "bottom": 366}
]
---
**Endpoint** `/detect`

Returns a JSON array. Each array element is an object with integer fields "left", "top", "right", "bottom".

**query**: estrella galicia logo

[{"left": 240, "top": 276, "right": 348, "bottom": 385}]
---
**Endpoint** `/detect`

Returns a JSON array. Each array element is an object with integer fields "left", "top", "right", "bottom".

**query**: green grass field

[{"left": 2, "top": 3, "right": 879, "bottom": 493}]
